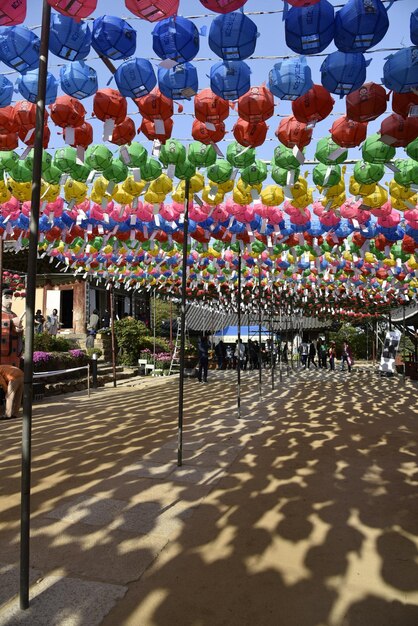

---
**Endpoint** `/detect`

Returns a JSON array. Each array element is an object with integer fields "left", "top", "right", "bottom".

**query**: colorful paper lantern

[
  {"left": 285, "top": 0, "right": 334, "bottom": 55},
  {"left": 63, "top": 122, "right": 93, "bottom": 149},
  {"left": 292, "top": 84, "right": 335, "bottom": 123},
  {"left": 199, "top": 1, "right": 248, "bottom": 13},
  {"left": 273, "top": 145, "right": 303, "bottom": 171},
  {"left": 313, "top": 163, "right": 341, "bottom": 188},
  {"left": 362, "top": 132, "right": 396, "bottom": 163},
  {"left": 287, "top": 1, "right": 321, "bottom": 6},
  {"left": 209, "top": 11, "right": 257, "bottom": 60},
  {"left": 110, "top": 117, "right": 136, "bottom": 146},
  {"left": 17, "top": 70, "right": 58, "bottom": 105},
  {"left": 315, "top": 136, "right": 348, "bottom": 164},
  {"left": 412, "top": 8, "right": 418, "bottom": 46},
  {"left": 47, "top": 0, "right": 97, "bottom": 20},
  {"left": 226, "top": 141, "right": 255, "bottom": 168},
  {"left": 175, "top": 159, "right": 196, "bottom": 180},
  {"left": 0, "top": 0, "right": 26, "bottom": 25},
  {"left": 210, "top": 60, "right": 251, "bottom": 100},
  {"left": 141, "top": 117, "right": 173, "bottom": 141},
  {"left": 136, "top": 88, "right": 173, "bottom": 120},
  {"left": 159, "top": 139, "right": 186, "bottom": 166},
  {"left": 93, "top": 89, "right": 127, "bottom": 123},
  {"left": 152, "top": 16, "right": 199, "bottom": 63},
  {"left": 346, "top": 82, "right": 388, "bottom": 122},
  {"left": 60, "top": 61, "right": 98, "bottom": 99},
  {"left": 102, "top": 159, "right": 129, "bottom": 184},
  {"left": 276, "top": 116, "right": 313, "bottom": 149},
  {"left": 140, "top": 158, "right": 163, "bottom": 181},
  {"left": 406, "top": 138, "right": 418, "bottom": 162},
  {"left": 238, "top": 85, "right": 274, "bottom": 123},
  {"left": 85, "top": 145, "right": 114, "bottom": 171},
  {"left": 18, "top": 124, "right": 50, "bottom": 148},
  {"left": 0, "top": 25, "right": 40, "bottom": 72},
  {"left": 207, "top": 159, "right": 233, "bottom": 184},
  {"left": 241, "top": 160, "right": 267, "bottom": 186},
  {"left": 379, "top": 113, "right": 418, "bottom": 148},
  {"left": 124, "top": 0, "right": 179, "bottom": 22},
  {"left": 115, "top": 58, "right": 157, "bottom": 98},
  {"left": 50, "top": 96, "right": 86, "bottom": 129},
  {"left": 233, "top": 118, "right": 268, "bottom": 148},
  {"left": 320, "top": 52, "right": 368, "bottom": 96},
  {"left": 194, "top": 88, "right": 229, "bottom": 124},
  {"left": 334, "top": 0, "right": 388, "bottom": 52},
  {"left": 92, "top": 16, "right": 136, "bottom": 60},
  {"left": 0, "top": 76, "right": 14, "bottom": 108},
  {"left": 383, "top": 47, "right": 418, "bottom": 94},
  {"left": 392, "top": 91, "right": 418, "bottom": 118},
  {"left": 0, "top": 132, "right": 18, "bottom": 151},
  {"left": 49, "top": 13, "right": 91, "bottom": 61},
  {"left": 331, "top": 116, "right": 367, "bottom": 148},
  {"left": 268, "top": 57, "right": 313, "bottom": 101},
  {"left": 0, "top": 106, "right": 18, "bottom": 134},
  {"left": 188, "top": 142, "right": 217, "bottom": 168},
  {"left": 191, "top": 119, "right": 226, "bottom": 144},
  {"left": 394, "top": 159, "right": 418, "bottom": 187},
  {"left": 158, "top": 62, "right": 198, "bottom": 100}
]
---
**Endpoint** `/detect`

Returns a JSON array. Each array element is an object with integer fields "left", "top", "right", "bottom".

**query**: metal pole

[
  {"left": 290, "top": 307, "right": 294, "bottom": 371},
  {"left": 177, "top": 178, "right": 190, "bottom": 466},
  {"left": 279, "top": 306, "right": 283, "bottom": 384},
  {"left": 372, "top": 319, "right": 376, "bottom": 365},
  {"left": 109, "top": 283, "right": 117, "bottom": 388},
  {"left": 375, "top": 320, "right": 379, "bottom": 364},
  {"left": 258, "top": 264, "right": 262, "bottom": 402},
  {"left": 169, "top": 300, "right": 173, "bottom": 352},
  {"left": 270, "top": 311, "right": 275, "bottom": 390},
  {"left": 92, "top": 352, "right": 98, "bottom": 388},
  {"left": 153, "top": 288, "right": 156, "bottom": 367},
  {"left": 402, "top": 305, "right": 406, "bottom": 385},
  {"left": 20, "top": 0, "right": 51, "bottom": 610},
  {"left": 87, "top": 364, "right": 90, "bottom": 398},
  {"left": 0, "top": 239, "right": 3, "bottom": 365},
  {"left": 237, "top": 248, "right": 242, "bottom": 419}
]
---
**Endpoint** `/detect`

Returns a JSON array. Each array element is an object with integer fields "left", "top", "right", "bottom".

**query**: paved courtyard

[{"left": 0, "top": 366, "right": 417, "bottom": 625}]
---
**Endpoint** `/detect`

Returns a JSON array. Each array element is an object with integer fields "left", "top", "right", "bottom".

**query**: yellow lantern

[
  {"left": 201, "top": 186, "right": 225, "bottom": 205},
  {"left": 64, "top": 179, "right": 88, "bottom": 204},
  {"left": 260, "top": 185, "right": 284, "bottom": 206},
  {"left": 348, "top": 177, "right": 376, "bottom": 197},
  {"left": 8, "top": 179, "right": 32, "bottom": 201}
]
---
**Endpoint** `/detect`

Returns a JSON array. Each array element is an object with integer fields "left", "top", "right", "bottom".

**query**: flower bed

[{"left": 33, "top": 350, "right": 90, "bottom": 382}]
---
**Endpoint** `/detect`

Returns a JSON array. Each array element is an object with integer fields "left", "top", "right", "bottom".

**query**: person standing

[
  {"left": 308, "top": 340, "right": 317, "bottom": 369},
  {"left": 299, "top": 340, "right": 308, "bottom": 369},
  {"left": 0, "top": 364, "right": 23, "bottom": 420},
  {"left": 88, "top": 309, "right": 100, "bottom": 332},
  {"left": 197, "top": 335, "right": 209, "bottom": 383},
  {"left": 317, "top": 339, "right": 327, "bottom": 369},
  {"left": 1, "top": 288, "right": 24, "bottom": 367},
  {"left": 341, "top": 341, "right": 353, "bottom": 372},
  {"left": 34, "top": 310, "right": 45, "bottom": 334},
  {"left": 101, "top": 309, "right": 111, "bottom": 329},
  {"left": 214, "top": 340, "right": 225, "bottom": 370},
  {"left": 46, "top": 308, "right": 60, "bottom": 336},
  {"left": 329, "top": 341, "right": 336, "bottom": 371},
  {"left": 235, "top": 339, "right": 246, "bottom": 371}
]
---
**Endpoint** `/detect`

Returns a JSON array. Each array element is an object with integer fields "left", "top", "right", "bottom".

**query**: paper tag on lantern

[
  {"left": 352, "top": 219, "right": 360, "bottom": 230},
  {"left": 404, "top": 200, "right": 416, "bottom": 209},
  {"left": 130, "top": 214, "right": 136, "bottom": 225},
  {"left": 286, "top": 170, "right": 295, "bottom": 186},
  {"left": 152, "top": 139, "right": 162, "bottom": 157},
  {"left": 103, "top": 119, "right": 115, "bottom": 142},
  {"left": 379, "top": 134, "right": 397, "bottom": 146},
  {"left": 143, "top": 226, "right": 148, "bottom": 238},
  {"left": 132, "top": 168, "right": 141, "bottom": 182},
  {"left": 19, "top": 145, "right": 32, "bottom": 160},
  {"left": 211, "top": 142, "right": 224, "bottom": 158},
  {"left": 159, "top": 58, "right": 178, "bottom": 70},
  {"left": 331, "top": 233, "right": 339, "bottom": 244},
  {"left": 154, "top": 214, "right": 160, "bottom": 227},
  {"left": 384, "top": 246, "right": 391, "bottom": 257},
  {"left": 194, "top": 194, "right": 203, "bottom": 206},
  {"left": 328, "top": 147, "right": 346, "bottom": 162},
  {"left": 86, "top": 171, "right": 96, "bottom": 184},
  {"left": 132, "top": 197, "right": 138, "bottom": 209},
  {"left": 230, "top": 168, "right": 239, "bottom": 181},
  {"left": 410, "top": 184, "right": 418, "bottom": 193},
  {"left": 119, "top": 146, "right": 131, "bottom": 165},
  {"left": 24, "top": 128, "right": 35, "bottom": 143},
  {"left": 76, "top": 146, "right": 85, "bottom": 164},
  {"left": 409, "top": 105, "right": 418, "bottom": 117},
  {"left": 65, "top": 127, "right": 75, "bottom": 145},
  {"left": 154, "top": 119, "right": 166, "bottom": 136},
  {"left": 205, "top": 122, "right": 216, "bottom": 131},
  {"left": 292, "top": 145, "right": 305, "bottom": 164},
  {"left": 106, "top": 181, "right": 115, "bottom": 195},
  {"left": 181, "top": 87, "right": 197, "bottom": 99},
  {"left": 208, "top": 186, "right": 218, "bottom": 201},
  {"left": 60, "top": 174, "right": 69, "bottom": 185},
  {"left": 251, "top": 189, "right": 260, "bottom": 201},
  {"left": 98, "top": 225, "right": 104, "bottom": 234},
  {"left": 385, "top": 162, "right": 400, "bottom": 173},
  {"left": 166, "top": 164, "right": 176, "bottom": 179}
]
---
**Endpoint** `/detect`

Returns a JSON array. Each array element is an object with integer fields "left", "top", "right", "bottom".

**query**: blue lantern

[
  {"left": 0, "top": 25, "right": 40, "bottom": 73},
  {"left": 60, "top": 61, "right": 98, "bottom": 99},
  {"left": 334, "top": 0, "right": 389, "bottom": 53},
  {"left": 382, "top": 47, "right": 418, "bottom": 94},
  {"left": 49, "top": 13, "right": 91, "bottom": 61},
  {"left": 92, "top": 16, "right": 136, "bottom": 60},
  {"left": 210, "top": 60, "right": 251, "bottom": 100},
  {"left": 158, "top": 63, "right": 198, "bottom": 100},
  {"left": 17, "top": 70, "right": 58, "bottom": 104},
  {"left": 209, "top": 11, "right": 258, "bottom": 61},
  {"left": 0, "top": 76, "right": 14, "bottom": 107},
  {"left": 152, "top": 16, "right": 199, "bottom": 63},
  {"left": 320, "top": 51, "right": 368, "bottom": 96},
  {"left": 115, "top": 58, "right": 157, "bottom": 98},
  {"left": 268, "top": 57, "right": 313, "bottom": 100},
  {"left": 285, "top": 0, "right": 334, "bottom": 55},
  {"left": 411, "top": 8, "right": 418, "bottom": 46}
]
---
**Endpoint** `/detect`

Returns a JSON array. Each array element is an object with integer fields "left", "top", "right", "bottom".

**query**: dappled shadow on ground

[{"left": 1, "top": 366, "right": 418, "bottom": 625}]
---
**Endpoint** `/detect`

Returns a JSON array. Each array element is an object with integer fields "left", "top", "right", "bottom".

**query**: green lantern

[
  {"left": 102, "top": 158, "right": 128, "bottom": 184},
  {"left": 24, "top": 149, "right": 52, "bottom": 173},
  {"left": 353, "top": 160, "right": 384, "bottom": 185},
  {"left": 394, "top": 159, "right": 418, "bottom": 186},
  {"left": 315, "top": 136, "right": 348, "bottom": 165},
  {"left": 85, "top": 144, "right": 114, "bottom": 172},
  {"left": 175, "top": 159, "right": 196, "bottom": 180},
  {"left": 273, "top": 145, "right": 303, "bottom": 170},
  {"left": 188, "top": 142, "right": 217, "bottom": 168},
  {"left": 0, "top": 150, "right": 19, "bottom": 172},
  {"left": 140, "top": 158, "right": 163, "bottom": 182},
  {"left": 271, "top": 165, "right": 300, "bottom": 186},
  {"left": 71, "top": 162, "right": 91, "bottom": 183},
  {"left": 53, "top": 146, "right": 78, "bottom": 173},
  {"left": 252, "top": 240, "right": 266, "bottom": 254},
  {"left": 226, "top": 141, "right": 255, "bottom": 169},
  {"left": 119, "top": 142, "right": 147, "bottom": 168},
  {"left": 159, "top": 139, "right": 186, "bottom": 167},
  {"left": 42, "top": 164, "right": 62, "bottom": 185},
  {"left": 406, "top": 138, "right": 418, "bottom": 162},
  {"left": 9, "top": 161, "right": 32, "bottom": 183},
  {"left": 312, "top": 163, "right": 341, "bottom": 188},
  {"left": 207, "top": 159, "right": 233, "bottom": 184},
  {"left": 362, "top": 133, "right": 396, "bottom": 164},
  {"left": 241, "top": 159, "right": 268, "bottom": 186}
]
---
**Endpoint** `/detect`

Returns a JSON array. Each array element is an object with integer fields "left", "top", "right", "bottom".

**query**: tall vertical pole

[
  {"left": 372, "top": 319, "right": 376, "bottom": 364},
  {"left": 169, "top": 300, "right": 173, "bottom": 352},
  {"left": 109, "top": 282, "right": 117, "bottom": 387},
  {"left": 153, "top": 288, "right": 156, "bottom": 367},
  {"left": 279, "top": 305, "right": 283, "bottom": 384},
  {"left": 177, "top": 179, "right": 190, "bottom": 465},
  {"left": 375, "top": 320, "right": 379, "bottom": 364},
  {"left": 258, "top": 264, "right": 262, "bottom": 401},
  {"left": 290, "top": 306, "right": 294, "bottom": 371},
  {"left": 20, "top": 0, "right": 51, "bottom": 610},
  {"left": 237, "top": 247, "right": 242, "bottom": 418},
  {"left": 270, "top": 310, "right": 275, "bottom": 390},
  {"left": 402, "top": 305, "right": 406, "bottom": 385},
  {"left": 0, "top": 239, "right": 3, "bottom": 365}
]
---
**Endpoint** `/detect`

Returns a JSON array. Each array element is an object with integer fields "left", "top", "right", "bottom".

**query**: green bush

[
  {"left": 139, "top": 335, "right": 171, "bottom": 354},
  {"left": 87, "top": 347, "right": 103, "bottom": 359},
  {"left": 114, "top": 317, "right": 150, "bottom": 366},
  {"left": 33, "top": 333, "right": 78, "bottom": 352}
]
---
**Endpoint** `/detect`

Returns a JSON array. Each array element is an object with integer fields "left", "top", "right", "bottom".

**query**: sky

[{"left": 6, "top": 0, "right": 418, "bottom": 176}]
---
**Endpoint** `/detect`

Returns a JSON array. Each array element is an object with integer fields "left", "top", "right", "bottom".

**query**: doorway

[{"left": 60, "top": 289, "right": 73, "bottom": 329}]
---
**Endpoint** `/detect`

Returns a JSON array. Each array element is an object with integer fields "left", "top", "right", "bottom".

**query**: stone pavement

[{"left": 0, "top": 365, "right": 417, "bottom": 625}]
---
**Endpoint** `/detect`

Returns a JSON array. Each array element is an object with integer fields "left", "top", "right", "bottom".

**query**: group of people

[
  {"left": 34, "top": 309, "right": 60, "bottom": 335},
  {"left": 299, "top": 339, "right": 353, "bottom": 372}
]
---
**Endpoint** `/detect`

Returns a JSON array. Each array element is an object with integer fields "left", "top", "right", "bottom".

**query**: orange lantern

[
  {"left": 346, "top": 82, "right": 388, "bottom": 122},
  {"left": 110, "top": 117, "right": 136, "bottom": 145},
  {"left": 379, "top": 113, "right": 418, "bottom": 147},
  {"left": 63, "top": 122, "right": 93, "bottom": 148},
  {"left": 18, "top": 125, "right": 50, "bottom": 148},
  {"left": 194, "top": 88, "right": 229, "bottom": 124},
  {"left": 0, "top": 132, "right": 18, "bottom": 151},
  {"left": 50, "top": 95, "right": 86, "bottom": 129},
  {"left": 331, "top": 116, "right": 367, "bottom": 148},
  {"left": 191, "top": 119, "right": 226, "bottom": 144},
  {"left": 233, "top": 118, "right": 267, "bottom": 148},
  {"left": 135, "top": 87, "right": 173, "bottom": 120},
  {"left": 392, "top": 92, "right": 418, "bottom": 118},
  {"left": 276, "top": 115, "right": 312, "bottom": 149},
  {"left": 140, "top": 117, "right": 173, "bottom": 141},
  {"left": 238, "top": 85, "right": 274, "bottom": 123},
  {"left": 292, "top": 84, "right": 334, "bottom": 124},
  {"left": 93, "top": 88, "right": 127, "bottom": 124},
  {"left": 14, "top": 100, "right": 48, "bottom": 135},
  {"left": 0, "top": 106, "right": 19, "bottom": 134}
]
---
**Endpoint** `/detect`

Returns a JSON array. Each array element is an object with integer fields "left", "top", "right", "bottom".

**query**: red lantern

[
  {"left": 124, "top": 0, "right": 179, "bottom": 21},
  {"left": 140, "top": 117, "right": 173, "bottom": 142},
  {"left": 63, "top": 122, "right": 93, "bottom": 148},
  {"left": 0, "top": 132, "right": 18, "bottom": 151},
  {"left": 93, "top": 89, "right": 127, "bottom": 124},
  {"left": 18, "top": 125, "right": 50, "bottom": 148},
  {"left": 0, "top": 0, "right": 26, "bottom": 24},
  {"left": 402, "top": 235, "right": 417, "bottom": 253},
  {"left": 14, "top": 100, "right": 48, "bottom": 133},
  {"left": 379, "top": 113, "right": 418, "bottom": 148},
  {"left": 194, "top": 88, "right": 229, "bottom": 124},
  {"left": 346, "top": 82, "right": 388, "bottom": 123},
  {"left": 110, "top": 117, "right": 136, "bottom": 146},
  {"left": 199, "top": 0, "right": 247, "bottom": 12},
  {"left": 135, "top": 88, "right": 173, "bottom": 121},
  {"left": 0, "top": 106, "right": 19, "bottom": 134},
  {"left": 47, "top": 0, "right": 97, "bottom": 20},
  {"left": 238, "top": 85, "right": 274, "bottom": 123},
  {"left": 50, "top": 96, "right": 86, "bottom": 129},
  {"left": 331, "top": 116, "right": 367, "bottom": 148},
  {"left": 191, "top": 119, "right": 226, "bottom": 144},
  {"left": 233, "top": 118, "right": 267, "bottom": 148},
  {"left": 392, "top": 92, "right": 418, "bottom": 118},
  {"left": 275, "top": 115, "right": 312, "bottom": 149},
  {"left": 292, "top": 85, "right": 334, "bottom": 124}
]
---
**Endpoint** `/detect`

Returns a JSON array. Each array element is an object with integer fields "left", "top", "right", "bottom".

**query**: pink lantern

[
  {"left": 47, "top": 0, "right": 98, "bottom": 20},
  {"left": 211, "top": 204, "right": 229, "bottom": 222},
  {"left": 404, "top": 208, "right": 418, "bottom": 222},
  {"left": 199, "top": 0, "right": 248, "bottom": 13},
  {"left": 312, "top": 201, "right": 326, "bottom": 218},
  {"left": 189, "top": 204, "right": 207, "bottom": 222},
  {"left": 0, "top": 0, "right": 26, "bottom": 25},
  {"left": 267, "top": 206, "right": 284, "bottom": 225},
  {"left": 45, "top": 198, "right": 64, "bottom": 217},
  {"left": 371, "top": 201, "right": 392, "bottom": 218},
  {"left": 377, "top": 210, "right": 400, "bottom": 229},
  {"left": 160, "top": 204, "right": 179, "bottom": 221},
  {"left": 125, "top": 0, "right": 179, "bottom": 21},
  {"left": 136, "top": 202, "right": 154, "bottom": 221},
  {"left": 319, "top": 211, "right": 340, "bottom": 228}
]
